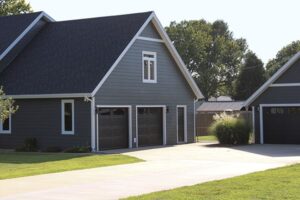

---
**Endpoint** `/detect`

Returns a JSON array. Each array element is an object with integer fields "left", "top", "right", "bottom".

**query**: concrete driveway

[{"left": 1, "top": 143, "right": 300, "bottom": 200}]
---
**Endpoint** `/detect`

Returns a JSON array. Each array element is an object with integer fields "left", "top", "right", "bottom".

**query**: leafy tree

[
  {"left": 166, "top": 20, "right": 247, "bottom": 99},
  {"left": 0, "top": 87, "right": 18, "bottom": 121},
  {"left": 266, "top": 41, "right": 300, "bottom": 77},
  {"left": 0, "top": 0, "right": 31, "bottom": 16},
  {"left": 233, "top": 51, "right": 266, "bottom": 100}
]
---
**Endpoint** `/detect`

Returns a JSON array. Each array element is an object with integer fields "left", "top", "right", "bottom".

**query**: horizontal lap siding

[
  {"left": 140, "top": 22, "right": 161, "bottom": 39},
  {"left": 274, "top": 59, "right": 300, "bottom": 83},
  {"left": 0, "top": 98, "right": 91, "bottom": 149},
  {"left": 95, "top": 38, "right": 195, "bottom": 146}
]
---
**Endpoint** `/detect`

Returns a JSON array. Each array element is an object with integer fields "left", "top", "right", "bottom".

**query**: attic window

[{"left": 142, "top": 51, "right": 157, "bottom": 83}]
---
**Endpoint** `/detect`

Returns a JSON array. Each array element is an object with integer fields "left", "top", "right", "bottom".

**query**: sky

[{"left": 28, "top": 0, "right": 300, "bottom": 64}]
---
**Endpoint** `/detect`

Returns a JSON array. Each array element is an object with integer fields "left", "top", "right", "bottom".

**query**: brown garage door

[
  {"left": 98, "top": 108, "right": 128, "bottom": 150},
  {"left": 138, "top": 107, "right": 163, "bottom": 147}
]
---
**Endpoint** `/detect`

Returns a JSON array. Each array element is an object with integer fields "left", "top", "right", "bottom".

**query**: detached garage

[{"left": 245, "top": 52, "right": 300, "bottom": 144}]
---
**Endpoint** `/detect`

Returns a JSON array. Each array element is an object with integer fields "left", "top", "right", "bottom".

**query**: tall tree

[
  {"left": 0, "top": 0, "right": 31, "bottom": 16},
  {"left": 166, "top": 20, "right": 247, "bottom": 99},
  {"left": 266, "top": 41, "right": 300, "bottom": 77},
  {"left": 233, "top": 51, "right": 266, "bottom": 100}
]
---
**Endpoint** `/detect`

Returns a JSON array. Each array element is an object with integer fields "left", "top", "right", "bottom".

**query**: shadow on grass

[{"left": 0, "top": 152, "right": 93, "bottom": 164}]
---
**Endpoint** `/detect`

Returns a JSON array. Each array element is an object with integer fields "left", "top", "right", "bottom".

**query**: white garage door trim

[
  {"left": 96, "top": 105, "right": 132, "bottom": 151},
  {"left": 136, "top": 105, "right": 167, "bottom": 148},
  {"left": 259, "top": 103, "right": 300, "bottom": 144}
]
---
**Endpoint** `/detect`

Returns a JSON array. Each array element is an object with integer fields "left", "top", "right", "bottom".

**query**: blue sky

[{"left": 28, "top": 0, "right": 300, "bottom": 64}]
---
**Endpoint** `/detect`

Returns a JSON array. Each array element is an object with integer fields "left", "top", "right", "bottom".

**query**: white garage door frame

[
  {"left": 259, "top": 103, "right": 300, "bottom": 144},
  {"left": 96, "top": 105, "right": 132, "bottom": 151},
  {"left": 135, "top": 105, "right": 167, "bottom": 148}
]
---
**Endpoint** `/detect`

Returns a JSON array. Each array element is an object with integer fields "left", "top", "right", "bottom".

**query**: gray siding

[
  {"left": 95, "top": 34, "right": 196, "bottom": 147},
  {"left": 0, "top": 98, "right": 91, "bottom": 150},
  {"left": 140, "top": 22, "right": 161, "bottom": 39},
  {"left": 275, "top": 59, "right": 300, "bottom": 83}
]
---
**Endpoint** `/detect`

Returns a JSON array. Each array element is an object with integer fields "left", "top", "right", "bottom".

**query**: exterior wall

[
  {"left": 0, "top": 98, "right": 91, "bottom": 150},
  {"left": 94, "top": 29, "right": 196, "bottom": 147},
  {"left": 140, "top": 22, "right": 161, "bottom": 39}
]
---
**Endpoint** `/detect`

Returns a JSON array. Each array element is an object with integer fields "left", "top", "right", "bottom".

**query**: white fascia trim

[
  {"left": 151, "top": 14, "right": 204, "bottom": 100},
  {"left": 244, "top": 52, "right": 300, "bottom": 107},
  {"left": 136, "top": 105, "right": 167, "bottom": 147},
  {"left": 0, "top": 12, "right": 55, "bottom": 61},
  {"left": 137, "top": 36, "right": 164, "bottom": 43},
  {"left": 270, "top": 83, "right": 300, "bottom": 87},
  {"left": 96, "top": 105, "right": 133, "bottom": 150},
  {"left": 5, "top": 93, "right": 91, "bottom": 99},
  {"left": 91, "top": 13, "right": 155, "bottom": 97}
]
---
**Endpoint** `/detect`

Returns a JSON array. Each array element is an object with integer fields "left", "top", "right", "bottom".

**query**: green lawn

[
  {"left": 0, "top": 152, "right": 142, "bottom": 180},
  {"left": 125, "top": 164, "right": 300, "bottom": 200},
  {"left": 196, "top": 135, "right": 217, "bottom": 142}
]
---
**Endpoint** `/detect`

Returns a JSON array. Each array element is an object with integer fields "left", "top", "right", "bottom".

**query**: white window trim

[
  {"left": 142, "top": 51, "right": 157, "bottom": 83},
  {"left": 61, "top": 99, "right": 75, "bottom": 135},
  {"left": 0, "top": 114, "right": 11, "bottom": 134},
  {"left": 176, "top": 105, "right": 187, "bottom": 143}
]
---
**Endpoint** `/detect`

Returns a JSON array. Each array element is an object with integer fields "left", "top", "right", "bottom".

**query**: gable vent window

[
  {"left": 61, "top": 100, "right": 74, "bottom": 135},
  {"left": 142, "top": 51, "right": 157, "bottom": 83},
  {"left": 0, "top": 115, "right": 11, "bottom": 134}
]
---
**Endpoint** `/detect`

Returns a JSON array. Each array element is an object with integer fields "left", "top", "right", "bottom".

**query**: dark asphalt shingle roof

[
  {"left": 0, "top": 12, "right": 41, "bottom": 55},
  {"left": 197, "top": 101, "right": 245, "bottom": 112},
  {"left": 0, "top": 11, "right": 152, "bottom": 95}
]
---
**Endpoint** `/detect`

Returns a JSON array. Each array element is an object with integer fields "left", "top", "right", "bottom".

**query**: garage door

[
  {"left": 263, "top": 107, "right": 300, "bottom": 144},
  {"left": 137, "top": 107, "right": 163, "bottom": 147},
  {"left": 98, "top": 108, "right": 128, "bottom": 150}
]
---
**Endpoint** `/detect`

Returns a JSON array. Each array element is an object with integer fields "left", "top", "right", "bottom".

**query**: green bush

[
  {"left": 64, "top": 146, "right": 91, "bottom": 153},
  {"left": 208, "top": 113, "right": 251, "bottom": 145},
  {"left": 15, "top": 137, "right": 38, "bottom": 152}
]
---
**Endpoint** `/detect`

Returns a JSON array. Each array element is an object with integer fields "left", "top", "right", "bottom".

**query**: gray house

[
  {"left": 244, "top": 52, "right": 300, "bottom": 144},
  {"left": 0, "top": 11, "right": 203, "bottom": 151}
]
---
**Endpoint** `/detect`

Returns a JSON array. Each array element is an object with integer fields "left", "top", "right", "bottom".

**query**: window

[
  {"left": 61, "top": 100, "right": 74, "bottom": 135},
  {"left": 142, "top": 51, "right": 157, "bottom": 83},
  {"left": 0, "top": 115, "right": 11, "bottom": 134}
]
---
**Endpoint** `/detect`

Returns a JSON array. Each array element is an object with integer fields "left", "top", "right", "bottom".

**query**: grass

[
  {"left": 0, "top": 152, "right": 142, "bottom": 180},
  {"left": 196, "top": 135, "right": 217, "bottom": 142},
  {"left": 125, "top": 164, "right": 300, "bottom": 200}
]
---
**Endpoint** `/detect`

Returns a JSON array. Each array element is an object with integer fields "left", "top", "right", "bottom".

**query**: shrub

[
  {"left": 64, "top": 146, "right": 91, "bottom": 153},
  {"left": 208, "top": 112, "right": 251, "bottom": 145},
  {"left": 43, "top": 146, "right": 62, "bottom": 153},
  {"left": 15, "top": 137, "right": 38, "bottom": 152}
]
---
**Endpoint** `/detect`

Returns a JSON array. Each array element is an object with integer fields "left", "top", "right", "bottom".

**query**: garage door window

[{"left": 61, "top": 100, "right": 74, "bottom": 135}]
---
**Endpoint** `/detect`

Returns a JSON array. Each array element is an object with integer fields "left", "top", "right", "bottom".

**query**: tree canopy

[
  {"left": 0, "top": 0, "right": 31, "bottom": 16},
  {"left": 266, "top": 41, "right": 300, "bottom": 77},
  {"left": 166, "top": 19, "right": 247, "bottom": 99},
  {"left": 233, "top": 51, "right": 266, "bottom": 100}
]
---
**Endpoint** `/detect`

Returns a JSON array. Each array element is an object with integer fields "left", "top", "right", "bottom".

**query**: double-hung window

[
  {"left": 142, "top": 51, "right": 157, "bottom": 83},
  {"left": 61, "top": 100, "right": 74, "bottom": 135},
  {"left": 0, "top": 115, "right": 11, "bottom": 134}
]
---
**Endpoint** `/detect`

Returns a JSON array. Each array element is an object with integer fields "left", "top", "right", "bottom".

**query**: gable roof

[
  {"left": 244, "top": 52, "right": 300, "bottom": 107},
  {"left": 197, "top": 101, "right": 244, "bottom": 112},
  {"left": 0, "top": 11, "right": 204, "bottom": 99}
]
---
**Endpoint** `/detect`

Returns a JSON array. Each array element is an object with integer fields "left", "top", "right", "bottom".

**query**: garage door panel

[{"left": 263, "top": 107, "right": 300, "bottom": 144}]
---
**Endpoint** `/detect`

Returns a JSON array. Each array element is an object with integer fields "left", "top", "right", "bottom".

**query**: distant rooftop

[{"left": 197, "top": 101, "right": 245, "bottom": 112}]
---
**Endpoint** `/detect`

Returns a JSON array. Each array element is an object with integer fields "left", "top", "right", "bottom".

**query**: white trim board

[
  {"left": 137, "top": 36, "right": 164, "bottom": 43},
  {"left": 259, "top": 103, "right": 300, "bottom": 144},
  {"left": 135, "top": 105, "right": 167, "bottom": 147},
  {"left": 245, "top": 52, "right": 300, "bottom": 107},
  {"left": 5, "top": 93, "right": 91, "bottom": 99},
  {"left": 96, "top": 105, "right": 133, "bottom": 151},
  {"left": 91, "top": 12, "right": 204, "bottom": 100},
  {"left": 270, "top": 83, "right": 300, "bottom": 87},
  {"left": 176, "top": 105, "right": 187, "bottom": 143},
  {"left": 0, "top": 12, "right": 55, "bottom": 61}
]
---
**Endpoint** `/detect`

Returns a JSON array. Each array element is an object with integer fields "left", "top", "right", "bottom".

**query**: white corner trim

[
  {"left": 61, "top": 99, "right": 75, "bottom": 135},
  {"left": 90, "top": 97, "right": 96, "bottom": 151},
  {"left": 176, "top": 105, "right": 187, "bottom": 143},
  {"left": 251, "top": 106, "right": 255, "bottom": 143},
  {"left": 137, "top": 36, "right": 164, "bottom": 43},
  {"left": 135, "top": 105, "right": 167, "bottom": 147},
  {"left": 270, "top": 83, "right": 300, "bottom": 87},
  {"left": 91, "top": 13, "right": 155, "bottom": 97},
  {"left": 0, "top": 12, "right": 55, "bottom": 61},
  {"left": 5, "top": 93, "right": 91, "bottom": 99},
  {"left": 244, "top": 52, "right": 300, "bottom": 107},
  {"left": 96, "top": 105, "right": 133, "bottom": 150}
]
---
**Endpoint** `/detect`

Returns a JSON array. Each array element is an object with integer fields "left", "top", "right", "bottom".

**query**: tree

[
  {"left": 166, "top": 20, "right": 247, "bottom": 99},
  {"left": 0, "top": 0, "right": 31, "bottom": 16},
  {"left": 233, "top": 51, "right": 266, "bottom": 100},
  {"left": 0, "top": 87, "right": 18, "bottom": 121},
  {"left": 266, "top": 41, "right": 300, "bottom": 77}
]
